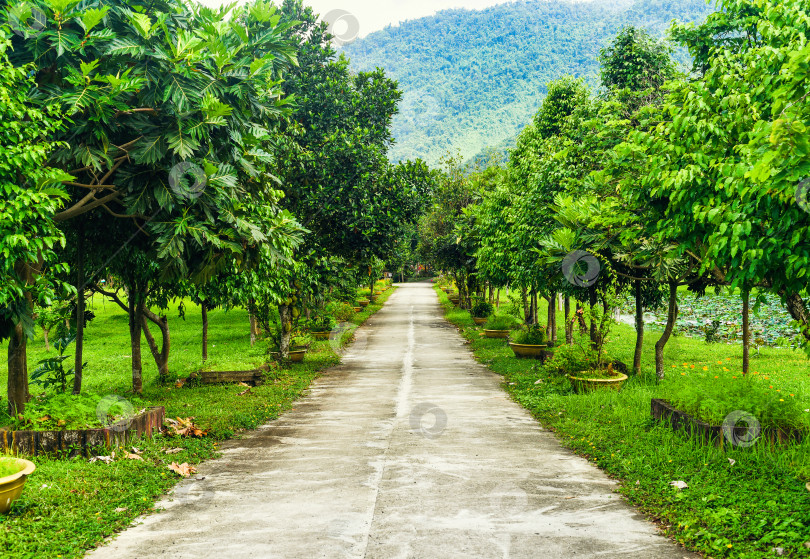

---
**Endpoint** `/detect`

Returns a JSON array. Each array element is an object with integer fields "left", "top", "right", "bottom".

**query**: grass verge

[
  {"left": 0, "top": 286, "right": 396, "bottom": 558},
  {"left": 436, "top": 286, "right": 810, "bottom": 559}
]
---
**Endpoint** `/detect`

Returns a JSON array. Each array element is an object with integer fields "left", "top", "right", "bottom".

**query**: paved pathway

[{"left": 89, "top": 283, "right": 697, "bottom": 559}]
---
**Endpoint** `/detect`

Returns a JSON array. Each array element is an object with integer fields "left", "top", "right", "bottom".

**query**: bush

[
  {"left": 484, "top": 315, "right": 519, "bottom": 330},
  {"left": 308, "top": 315, "right": 337, "bottom": 332},
  {"left": 332, "top": 303, "right": 355, "bottom": 322},
  {"left": 660, "top": 371, "right": 809, "bottom": 431},
  {"left": 471, "top": 300, "right": 494, "bottom": 318},
  {"left": 511, "top": 325, "right": 547, "bottom": 345},
  {"left": 545, "top": 341, "right": 602, "bottom": 375}
]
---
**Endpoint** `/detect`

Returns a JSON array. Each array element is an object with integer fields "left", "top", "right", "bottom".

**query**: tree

[
  {"left": 271, "top": 0, "right": 433, "bottom": 356},
  {"left": 648, "top": 0, "right": 810, "bottom": 361},
  {"left": 4, "top": 0, "right": 303, "bottom": 393},
  {"left": 598, "top": 26, "right": 675, "bottom": 93},
  {"left": 0, "top": 32, "right": 73, "bottom": 413}
]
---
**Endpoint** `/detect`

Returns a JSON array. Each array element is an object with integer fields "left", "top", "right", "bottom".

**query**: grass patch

[
  {"left": 0, "top": 458, "right": 21, "bottom": 478},
  {"left": 0, "top": 286, "right": 396, "bottom": 558},
  {"left": 437, "top": 286, "right": 810, "bottom": 559}
]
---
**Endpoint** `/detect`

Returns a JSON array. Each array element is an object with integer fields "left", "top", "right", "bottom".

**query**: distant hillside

[{"left": 342, "top": 0, "right": 714, "bottom": 165}]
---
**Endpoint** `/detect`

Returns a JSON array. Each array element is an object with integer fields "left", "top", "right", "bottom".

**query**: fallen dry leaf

[
  {"left": 89, "top": 455, "right": 113, "bottom": 464},
  {"left": 669, "top": 480, "right": 688, "bottom": 490},
  {"left": 122, "top": 451, "right": 143, "bottom": 461},
  {"left": 163, "top": 417, "right": 208, "bottom": 438},
  {"left": 168, "top": 462, "right": 196, "bottom": 477},
  {"left": 237, "top": 388, "right": 252, "bottom": 396},
  {"left": 114, "top": 507, "right": 128, "bottom": 513},
  {"left": 164, "top": 448, "right": 184, "bottom": 454}
]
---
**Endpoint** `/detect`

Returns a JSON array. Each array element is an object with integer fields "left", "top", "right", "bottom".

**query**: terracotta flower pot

[
  {"left": 473, "top": 317, "right": 487, "bottom": 325},
  {"left": 353, "top": 307, "right": 362, "bottom": 313},
  {"left": 289, "top": 349, "right": 307, "bottom": 363},
  {"left": 484, "top": 329, "right": 510, "bottom": 339},
  {"left": 509, "top": 342, "right": 546, "bottom": 359},
  {"left": 312, "top": 331, "right": 330, "bottom": 340},
  {"left": 359, "top": 300, "right": 370, "bottom": 307},
  {"left": 567, "top": 372, "right": 628, "bottom": 394},
  {"left": 0, "top": 458, "right": 35, "bottom": 514}
]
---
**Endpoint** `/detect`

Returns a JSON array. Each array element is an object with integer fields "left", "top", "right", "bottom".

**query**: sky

[{"left": 198, "top": 0, "right": 511, "bottom": 38}]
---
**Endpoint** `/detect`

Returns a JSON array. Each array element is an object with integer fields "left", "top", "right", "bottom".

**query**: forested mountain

[{"left": 342, "top": 0, "right": 715, "bottom": 165}]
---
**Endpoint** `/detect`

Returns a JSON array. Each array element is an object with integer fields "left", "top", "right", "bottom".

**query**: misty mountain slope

[{"left": 342, "top": 0, "right": 715, "bottom": 165}]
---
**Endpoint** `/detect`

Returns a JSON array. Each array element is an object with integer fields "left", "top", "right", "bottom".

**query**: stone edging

[
  {"left": 650, "top": 398, "right": 803, "bottom": 446},
  {"left": 0, "top": 406, "right": 165, "bottom": 458}
]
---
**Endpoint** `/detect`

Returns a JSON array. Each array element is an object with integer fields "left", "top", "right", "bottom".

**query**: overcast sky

[{"left": 198, "top": 0, "right": 510, "bottom": 37}]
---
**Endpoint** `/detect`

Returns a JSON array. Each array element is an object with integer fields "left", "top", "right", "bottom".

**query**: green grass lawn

[
  {"left": 0, "top": 287, "right": 396, "bottom": 558},
  {"left": 437, "top": 286, "right": 810, "bottom": 559}
]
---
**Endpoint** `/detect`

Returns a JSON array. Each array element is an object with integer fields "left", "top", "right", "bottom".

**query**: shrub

[
  {"left": 471, "top": 300, "right": 494, "bottom": 318},
  {"left": 545, "top": 340, "right": 603, "bottom": 375},
  {"left": 332, "top": 303, "right": 355, "bottom": 322},
  {"left": 484, "top": 315, "right": 519, "bottom": 330},
  {"left": 308, "top": 315, "right": 337, "bottom": 332},
  {"left": 660, "top": 371, "right": 809, "bottom": 431},
  {"left": 511, "top": 325, "right": 547, "bottom": 345}
]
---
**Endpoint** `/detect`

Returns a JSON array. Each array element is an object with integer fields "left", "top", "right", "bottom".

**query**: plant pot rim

[
  {"left": 290, "top": 347, "right": 308, "bottom": 353},
  {"left": 508, "top": 342, "right": 548, "bottom": 349},
  {"left": 484, "top": 329, "right": 510, "bottom": 333},
  {"left": 0, "top": 458, "right": 35, "bottom": 485},
  {"left": 567, "top": 372, "right": 628, "bottom": 382}
]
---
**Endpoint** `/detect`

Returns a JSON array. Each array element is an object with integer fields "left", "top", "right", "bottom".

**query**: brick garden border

[
  {"left": 650, "top": 398, "right": 803, "bottom": 447},
  {"left": 0, "top": 406, "right": 165, "bottom": 458},
  {"left": 185, "top": 367, "right": 266, "bottom": 387}
]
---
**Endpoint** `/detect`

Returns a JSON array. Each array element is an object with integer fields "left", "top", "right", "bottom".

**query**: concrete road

[{"left": 88, "top": 282, "right": 697, "bottom": 559}]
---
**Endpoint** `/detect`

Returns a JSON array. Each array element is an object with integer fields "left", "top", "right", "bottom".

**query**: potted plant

[
  {"left": 309, "top": 316, "right": 337, "bottom": 340},
  {"left": 358, "top": 298, "right": 370, "bottom": 308},
  {"left": 289, "top": 333, "right": 312, "bottom": 363},
  {"left": 568, "top": 362, "right": 628, "bottom": 393},
  {"left": 483, "top": 315, "right": 518, "bottom": 338},
  {"left": 508, "top": 324, "right": 547, "bottom": 359},
  {"left": 0, "top": 457, "right": 36, "bottom": 514},
  {"left": 470, "top": 300, "right": 494, "bottom": 325},
  {"left": 564, "top": 291, "right": 627, "bottom": 392}
]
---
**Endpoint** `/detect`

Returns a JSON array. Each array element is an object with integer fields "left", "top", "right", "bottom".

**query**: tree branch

[{"left": 90, "top": 284, "right": 129, "bottom": 313}]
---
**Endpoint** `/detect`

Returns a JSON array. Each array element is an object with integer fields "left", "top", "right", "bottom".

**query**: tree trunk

[
  {"left": 7, "top": 321, "right": 29, "bottom": 415},
  {"left": 73, "top": 224, "right": 85, "bottom": 395},
  {"left": 589, "top": 288, "right": 598, "bottom": 348},
  {"left": 128, "top": 298, "right": 144, "bottom": 394},
  {"left": 633, "top": 280, "right": 644, "bottom": 376},
  {"left": 654, "top": 282, "right": 679, "bottom": 381},
  {"left": 548, "top": 292, "right": 557, "bottom": 343},
  {"left": 784, "top": 292, "right": 810, "bottom": 342},
  {"left": 742, "top": 289, "right": 750, "bottom": 375},
  {"left": 142, "top": 306, "right": 170, "bottom": 383},
  {"left": 201, "top": 302, "right": 209, "bottom": 362},
  {"left": 495, "top": 288, "right": 500, "bottom": 309},
  {"left": 279, "top": 303, "right": 292, "bottom": 359},
  {"left": 248, "top": 297, "right": 258, "bottom": 346},
  {"left": 576, "top": 301, "right": 587, "bottom": 335},
  {"left": 564, "top": 296, "right": 572, "bottom": 344},
  {"left": 43, "top": 328, "right": 50, "bottom": 351},
  {"left": 521, "top": 285, "right": 529, "bottom": 323},
  {"left": 7, "top": 260, "right": 33, "bottom": 415}
]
